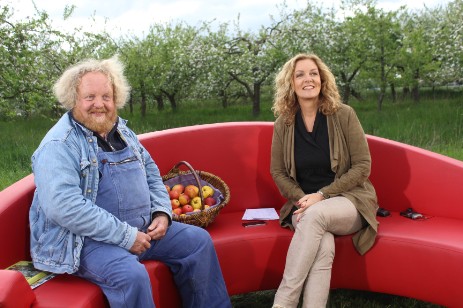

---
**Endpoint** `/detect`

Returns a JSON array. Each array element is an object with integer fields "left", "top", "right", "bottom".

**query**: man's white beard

[{"left": 73, "top": 108, "right": 117, "bottom": 136}]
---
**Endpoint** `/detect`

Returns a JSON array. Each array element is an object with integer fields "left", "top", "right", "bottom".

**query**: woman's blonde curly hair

[
  {"left": 53, "top": 55, "right": 131, "bottom": 110},
  {"left": 272, "top": 53, "right": 341, "bottom": 125}
]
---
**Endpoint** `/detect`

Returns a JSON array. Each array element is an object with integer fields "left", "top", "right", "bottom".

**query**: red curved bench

[{"left": 1, "top": 122, "right": 463, "bottom": 307}]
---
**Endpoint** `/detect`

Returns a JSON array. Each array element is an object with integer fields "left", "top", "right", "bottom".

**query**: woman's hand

[{"left": 293, "top": 193, "right": 324, "bottom": 222}]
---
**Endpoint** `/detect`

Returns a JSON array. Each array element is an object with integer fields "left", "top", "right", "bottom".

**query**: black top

[{"left": 294, "top": 110, "right": 335, "bottom": 194}]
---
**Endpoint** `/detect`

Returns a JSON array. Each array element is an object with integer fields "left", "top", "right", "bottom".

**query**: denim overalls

[
  {"left": 74, "top": 145, "right": 231, "bottom": 307},
  {"left": 95, "top": 147, "right": 151, "bottom": 230}
]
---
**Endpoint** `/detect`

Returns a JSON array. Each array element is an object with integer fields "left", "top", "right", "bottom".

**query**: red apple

[
  {"left": 172, "top": 208, "right": 182, "bottom": 216},
  {"left": 204, "top": 197, "right": 216, "bottom": 207},
  {"left": 182, "top": 204, "right": 194, "bottom": 214},
  {"left": 169, "top": 190, "right": 180, "bottom": 200},
  {"left": 171, "top": 199, "right": 180, "bottom": 209},
  {"left": 178, "top": 193, "right": 190, "bottom": 206},
  {"left": 184, "top": 185, "right": 199, "bottom": 198},
  {"left": 171, "top": 184, "right": 184, "bottom": 194}
]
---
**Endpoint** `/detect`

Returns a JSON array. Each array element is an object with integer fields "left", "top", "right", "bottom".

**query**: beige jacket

[{"left": 270, "top": 104, "right": 379, "bottom": 255}]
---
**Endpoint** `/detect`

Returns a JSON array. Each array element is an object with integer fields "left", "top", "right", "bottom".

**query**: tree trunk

[
  {"left": 155, "top": 95, "right": 164, "bottom": 111},
  {"left": 129, "top": 96, "right": 133, "bottom": 114},
  {"left": 219, "top": 90, "right": 228, "bottom": 108},
  {"left": 390, "top": 83, "right": 397, "bottom": 103},
  {"left": 339, "top": 72, "right": 350, "bottom": 104},
  {"left": 252, "top": 83, "right": 261, "bottom": 117},
  {"left": 412, "top": 69, "right": 420, "bottom": 103},
  {"left": 342, "top": 84, "right": 351, "bottom": 105},
  {"left": 140, "top": 91, "right": 147, "bottom": 117},
  {"left": 166, "top": 93, "right": 177, "bottom": 111},
  {"left": 378, "top": 50, "right": 386, "bottom": 111},
  {"left": 412, "top": 85, "right": 420, "bottom": 103},
  {"left": 159, "top": 89, "right": 177, "bottom": 111},
  {"left": 402, "top": 86, "right": 410, "bottom": 99},
  {"left": 377, "top": 92, "right": 384, "bottom": 111}
]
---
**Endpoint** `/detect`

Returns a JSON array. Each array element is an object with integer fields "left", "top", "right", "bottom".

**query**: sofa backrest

[
  {"left": 138, "top": 122, "right": 286, "bottom": 214},
  {"left": 0, "top": 175, "right": 34, "bottom": 268},
  {"left": 140, "top": 122, "right": 463, "bottom": 219},
  {"left": 368, "top": 135, "right": 463, "bottom": 219}
]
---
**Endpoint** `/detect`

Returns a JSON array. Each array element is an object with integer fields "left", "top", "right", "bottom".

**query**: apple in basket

[
  {"left": 169, "top": 190, "right": 180, "bottom": 200},
  {"left": 171, "top": 184, "right": 184, "bottom": 194},
  {"left": 172, "top": 208, "right": 182, "bottom": 216},
  {"left": 182, "top": 204, "right": 194, "bottom": 214},
  {"left": 184, "top": 185, "right": 199, "bottom": 198},
  {"left": 204, "top": 197, "right": 216, "bottom": 207},
  {"left": 171, "top": 199, "right": 181, "bottom": 210},
  {"left": 178, "top": 194, "right": 190, "bottom": 206},
  {"left": 191, "top": 196, "right": 202, "bottom": 210},
  {"left": 201, "top": 185, "right": 214, "bottom": 198}
]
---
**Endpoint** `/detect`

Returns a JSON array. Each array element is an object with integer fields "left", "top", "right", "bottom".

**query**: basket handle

[{"left": 169, "top": 161, "right": 205, "bottom": 207}]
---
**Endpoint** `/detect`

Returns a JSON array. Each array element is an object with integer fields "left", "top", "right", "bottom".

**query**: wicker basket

[{"left": 162, "top": 161, "right": 230, "bottom": 228}]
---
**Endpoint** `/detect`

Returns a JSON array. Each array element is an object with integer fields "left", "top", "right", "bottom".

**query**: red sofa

[{"left": 1, "top": 121, "right": 463, "bottom": 307}]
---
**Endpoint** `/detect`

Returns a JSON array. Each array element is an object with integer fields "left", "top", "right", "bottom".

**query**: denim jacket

[{"left": 29, "top": 112, "right": 172, "bottom": 274}]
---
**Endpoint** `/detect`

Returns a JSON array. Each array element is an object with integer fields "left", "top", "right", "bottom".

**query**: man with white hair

[{"left": 29, "top": 56, "right": 231, "bottom": 308}]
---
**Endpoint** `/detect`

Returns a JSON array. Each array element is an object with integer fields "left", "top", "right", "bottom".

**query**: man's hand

[
  {"left": 130, "top": 231, "right": 152, "bottom": 254},
  {"left": 146, "top": 214, "right": 169, "bottom": 241}
]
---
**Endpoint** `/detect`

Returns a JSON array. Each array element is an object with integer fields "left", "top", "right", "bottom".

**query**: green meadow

[{"left": 2, "top": 91, "right": 461, "bottom": 191}]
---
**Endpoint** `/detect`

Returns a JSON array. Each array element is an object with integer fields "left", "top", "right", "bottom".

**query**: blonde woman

[{"left": 270, "top": 53, "right": 379, "bottom": 308}]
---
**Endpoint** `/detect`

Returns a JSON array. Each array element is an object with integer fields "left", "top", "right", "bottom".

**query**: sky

[{"left": 5, "top": 0, "right": 451, "bottom": 38}]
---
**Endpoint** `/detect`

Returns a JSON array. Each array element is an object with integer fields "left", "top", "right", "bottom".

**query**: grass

[
  {"left": 354, "top": 97, "right": 463, "bottom": 158},
  {"left": 0, "top": 116, "right": 57, "bottom": 190},
  {"left": 0, "top": 91, "right": 460, "bottom": 307}
]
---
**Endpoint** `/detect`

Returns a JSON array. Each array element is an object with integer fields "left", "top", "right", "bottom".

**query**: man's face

[{"left": 73, "top": 71, "right": 116, "bottom": 137}]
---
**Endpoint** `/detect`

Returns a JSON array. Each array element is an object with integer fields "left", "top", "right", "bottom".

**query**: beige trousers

[{"left": 273, "top": 197, "right": 363, "bottom": 308}]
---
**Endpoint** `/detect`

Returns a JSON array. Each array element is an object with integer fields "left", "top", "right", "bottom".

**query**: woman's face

[{"left": 292, "top": 58, "right": 321, "bottom": 103}]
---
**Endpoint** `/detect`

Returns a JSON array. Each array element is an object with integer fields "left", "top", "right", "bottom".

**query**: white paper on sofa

[{"left": 242, "top": 208, "right": 279, "bottom": 220}]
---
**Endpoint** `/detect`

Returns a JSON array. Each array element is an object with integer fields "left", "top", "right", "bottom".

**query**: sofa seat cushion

[
  {"left": 376, "top": 213, "right": 463, "bottom": 251},
  {"left": 31, "top": 262, "right": 182, "bottom": 308},
  {"left": 332, "top": 213, "right": 463, "bottom": 307},
  {"left": 205, "top": 211, "right": 293, "bottom": 295},
  {"left": 32, "top": 274, "right": 106, "bottom": 308}
]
